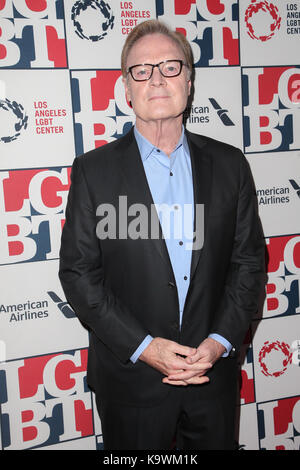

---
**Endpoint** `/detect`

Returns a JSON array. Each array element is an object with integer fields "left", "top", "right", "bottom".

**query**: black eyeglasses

[{"left": 127, "top": 60, "right": 186, "bottom": 81}]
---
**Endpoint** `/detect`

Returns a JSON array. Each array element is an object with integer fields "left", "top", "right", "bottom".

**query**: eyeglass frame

[{"left": 127, "top": 59, "right": 186, "bottom": 82}]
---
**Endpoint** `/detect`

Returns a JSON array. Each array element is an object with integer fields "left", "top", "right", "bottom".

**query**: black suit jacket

[{"left": 59, "top": 128, "right": 265, "bottom": 406}]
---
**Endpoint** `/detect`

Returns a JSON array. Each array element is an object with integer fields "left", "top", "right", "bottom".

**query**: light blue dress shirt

[{"left": 130, "top": 127, "right": 231, "bottom": 363}]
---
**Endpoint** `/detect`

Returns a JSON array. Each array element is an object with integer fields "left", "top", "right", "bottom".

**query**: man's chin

[{"left": 140, "top": 111, "right": 184, "bottom": 123}]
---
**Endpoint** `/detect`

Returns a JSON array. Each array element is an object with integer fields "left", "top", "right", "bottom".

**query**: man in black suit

[{"left": 59, "top": 20, "right": 265, "bottom": 450}]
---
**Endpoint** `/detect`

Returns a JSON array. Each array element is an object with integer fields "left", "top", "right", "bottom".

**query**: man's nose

[{"left": 149, "top": 66, "right": 166, "bottom": 85}]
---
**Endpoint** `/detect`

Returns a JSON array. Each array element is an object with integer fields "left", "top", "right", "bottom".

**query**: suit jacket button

[{"left": 229, "top": 347, "right": 237, "bottom": 358}]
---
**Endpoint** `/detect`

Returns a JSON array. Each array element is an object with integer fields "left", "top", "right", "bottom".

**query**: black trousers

[{"left": 95, "top": 383, "right": 237, "bottom": 450}]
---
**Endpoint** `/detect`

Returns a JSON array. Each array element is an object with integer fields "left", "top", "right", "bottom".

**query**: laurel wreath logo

[
  {"left": 259, "top": 340, "right": 293, "bottom": 377},
  {"left": 0, "top": 98, "right": 28, "bottom": 144},
  {"left": 71, "top": 0, "right": 115, "bottom": 42},
  {"left": 245, "top": 0, "right": 281, "bottom": 42}
]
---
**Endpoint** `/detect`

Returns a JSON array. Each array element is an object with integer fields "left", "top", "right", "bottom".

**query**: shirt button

[
  {"left": 184, "top": 276, "right": 188, "bottom": 280},
  {"left": 179, "top": 241, "right": 183, "bottom": 246},
  {"left": 170, "top": 172, "right": 173, "bottom": 176}
]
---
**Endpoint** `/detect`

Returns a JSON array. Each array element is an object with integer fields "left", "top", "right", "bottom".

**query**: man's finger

[
  {"left": 185, "top": 349, "right": 204, "bottom": 364},
  {"left": 162, "top": 375, "right": 210, "bottom": 386},
  {"left": 171, "top": 342, "right": 197, "bottom": 358},
  {"left": 162, "top": 377, "right": 188, "bottom": 386},
  {"left": 185, "top": 376, "right": 210, "bottom": 385},
  {"left": 166, "top": 362, "right": 212, "bottom": 379},
  {"left": 167, "top": 355, "right": 208, "bottom": 372}
]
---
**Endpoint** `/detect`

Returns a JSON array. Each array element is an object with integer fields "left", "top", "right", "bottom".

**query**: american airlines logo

[
  {"left": 208, "top": 98, "right": 235, "bottom": 126},
  {"left": 47, "top": 291, "right": 75, "bottom": 319},
  {"left": 289, "top": 179, "right": 300, "bottom": 199}
]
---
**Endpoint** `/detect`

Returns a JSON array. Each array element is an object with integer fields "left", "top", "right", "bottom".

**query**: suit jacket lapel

[
  {"left": 186, "top": 131, "right": 212, "bottom": 280},
  {"left": 117, "top": 128, "right": 175, "bottom": 277}
]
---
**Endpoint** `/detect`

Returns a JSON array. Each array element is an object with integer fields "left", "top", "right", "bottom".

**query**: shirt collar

[{"left": 134, "top": 125, "right": 187, "bottom": 162}]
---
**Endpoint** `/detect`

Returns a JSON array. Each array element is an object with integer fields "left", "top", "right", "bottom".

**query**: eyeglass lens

[{"left": 130, "top": 60, "right": 182, "bottom": 81}]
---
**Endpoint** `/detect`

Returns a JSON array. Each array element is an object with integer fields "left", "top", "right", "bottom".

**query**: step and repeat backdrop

[{"left": 0, "top": 0, "right": 299, "bottom": 451}]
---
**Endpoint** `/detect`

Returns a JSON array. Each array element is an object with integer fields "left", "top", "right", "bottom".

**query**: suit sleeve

[
  {"left": 211, "top": 152, "right": 266, "bottom": 352},
  {"left": 59, "top": 156, "right": 149, "bottom": 364}
]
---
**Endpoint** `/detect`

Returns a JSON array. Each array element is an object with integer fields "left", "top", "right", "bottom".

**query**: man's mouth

[{"left": 148, "top": 95, "right": 170, "bottom": 101}]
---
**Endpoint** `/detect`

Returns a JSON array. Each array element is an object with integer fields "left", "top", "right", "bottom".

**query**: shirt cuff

[
  {"left": 208, "top": 333, "right": 232, "bottom": 357},
  {"left": 130, "top": 335, "right": 154, "bottom": 363}
]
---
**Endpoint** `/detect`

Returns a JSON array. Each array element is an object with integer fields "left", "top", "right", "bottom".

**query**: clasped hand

[{"left": 139, "top": 337, "right": 226, "bottom": 386}]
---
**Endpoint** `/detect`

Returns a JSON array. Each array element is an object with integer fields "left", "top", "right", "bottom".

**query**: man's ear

[
  {"left": 187, "top": 71, "right": 192, "bottom": 96},
  {"left": 188, "top": 78, "right": 191, "bottom": 96},
  {"left": 122, "top": 76, "right": 131, "bottom": 103}
]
